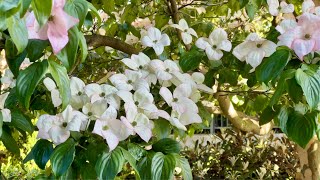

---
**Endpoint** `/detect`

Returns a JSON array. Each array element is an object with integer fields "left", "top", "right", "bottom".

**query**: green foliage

[
  {"left": 286, "top": 111, "right": 318, "bottom": 148},
  {"left": 179, "top": 46, "right": 205, "bottom": 72},
  {"left": 151, "top": 152, "right": 176, "bottom": 180},
  {"left": 23, "top": 139, "right": 54, "bottom": 169},
  {"left": 50, "top": 139, "right": 76, "bottom": 177},
  {"left": 153, "top": 138, "right": 181, "bottom": 154},
  {"left": 295, "top": 66, "right": 320, "bottom": 109},
  {"left": 95, "top": 147, "right": 126, "bottom": 180},
  {"left": 256, "top": 49, "right": 291, "bottom": 83},
  {"left": 5, "top": 39, "right": 27, "bottom": 77},
  {"left": 48, "top": 60, "right": 71, "bottom": 110},
  {"left": 6, "top": 14, "right": 28, "bottom": 53},
  {"left": 16, "top": 60, "right": 49, "bottom": 109},
  {"left": 31, "top": 0, "right": 52, "bottom": 27},
  {"left": 183, "top": 130, "right": 299, "bottom": 179},
  {"left": 64, "top": 0, "right": 88, "bottom": 27}
]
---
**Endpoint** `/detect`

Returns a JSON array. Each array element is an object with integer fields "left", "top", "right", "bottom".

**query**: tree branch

[
  {"left": 85, "top": 34, "right": 140, "bottom": 55},
  {"left": 215, "top": 91, "right": 273, "bottom": 135},
  {"left": 168, "top": 0, "right": 191, "bottom": 50}
]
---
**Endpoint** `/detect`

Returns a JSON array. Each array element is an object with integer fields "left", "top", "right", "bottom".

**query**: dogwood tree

[{"left": 1, "top": 0, "right": 320, "bottom": 179}]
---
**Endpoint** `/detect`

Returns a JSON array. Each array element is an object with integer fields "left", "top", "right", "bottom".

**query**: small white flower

[
  {"left": 125, "top": 34, "right": 139, "bottom": 45},
  {"left": 149, "top": 59, "right": 180, "bottom": 81},
  {"left": 196, "top": 28, "right": 232, "bottom": 61},
  {"left": 1, "top": 69, "right": 16, "bottom": 89},
  {"left": 70, "top": 77, "right": 89, "bottom": 110},
  {"left": 82, "top": 100, "right": 108, "bottom": 120},
  {"left": 121, "top": 112, "right": 153, "bottom": 143},
  {"left": 267, "top": 0, "right": 294, "bottom": 16},
  {"left": 160, "top": 83, "right": 198, "bottom": 114},
  {"left": 121, "top": 52, "right": 150, "bottom": 71},
  {"left": 171, "top": 19, "right": 198, "bottom": 45},
  {"left": 141, "top": 27, "right": 171, "bottom": 55},
  {"left": 0, "top": 92, "right": 11, "bottom": 122},
  {"left": 84, "top": 83, "right": 120, "bottom": 109},
  {"left": 93, "top": 107, "right": 132, "bottom": 151},
  {"left": 43, "top": 77, "right": 62, "bottom": 107},
  {"left": 36, "top": 105, "right": 88, "bottom": 145},
  {"left": 275, "top": 19, "right": 297, "bottom": 34},
  {"left": 232, "top": 33, "right": 277, "bottom": 72},
  {"left": 109, "top": 70, "right": 142, "bottom": 91}
]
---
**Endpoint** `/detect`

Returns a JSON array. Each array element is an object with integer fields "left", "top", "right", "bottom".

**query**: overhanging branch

[{"left": 85, "top": 34, "right": 140, "bottom": 55}]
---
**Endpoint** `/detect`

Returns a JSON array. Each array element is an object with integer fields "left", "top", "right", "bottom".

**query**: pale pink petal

[
  {"left": 232, "top": 41, "right": 255, "bottom": 61},
  {"left": 169, "top": 117, "right": 187, "bottom": 131},
  {"left": 179, "top": 19, "right": 189, "bottom": 30},
  {"left": 147, "top": 27, "right": 162, "bottom": 41},
  {"left": 159, "top": 34, "right": 171, "bottom": 46},
  {"left": 292, "top": 39, "right": 315, "bottom": 60},
  {"left": 209, "top": 28, "right": 228, "bottom": 45},
  {"left": 280, "top": 2, "right": 294, "bottom": 14},
  {"left": 187, "top": 28, "right": 198, "bottom": 37},
  {"left": 1, "top": 109, "right": 11, "bottom": 122},
  {"left": 122, "top": 58, "right": 138, "bottom": 70},
  {"left": 116, "top": 90, "right": 134, "bottom": 103},
  {"left": 47, "top": 21, "right": 69, "bottom": 54},
  {"left": 102, "top": 130, "right": 119, "bottom": 151},
  {"left": 218, "top": 40, "right": 232, "bottom": 52},
  {"left": 173, "top": 83, "right": 192, "bottom": 98}
]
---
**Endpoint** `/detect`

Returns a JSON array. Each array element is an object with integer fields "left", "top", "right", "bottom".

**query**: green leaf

[
  {"left": 1, "top": 127, "right": 20, "bottom": 155},
  {"left": 137, "top": 155, "right": 153, "bottom": 180},
  {"left": 269, "top": 69, "right": 296, "bottom": 106},
  {"left": 50, "top": 139, "right": 76, "bottom": 177},
  {"left": 179, "top": 47, "right": 205, "bottom": 72},
  {"left": 6, "top": 14, "right": 28, "bottom": 53},
  {"left": 120, "top": 147, "right": 141, "bottom": 180},
  {"left": 87, "top": 2, "right": 101, "bottom": 26},
  {"left": 64, "top": 0, "right": 88, "bottom": 27},
  {"left": 0, "top": 112, "right": 3, "bottom": 137},
  {"left": 286, "top": 78, "right": 303, "bottom": 103},
  {"left": 121, "top": 4, "right": 136, "bottom": 24},
  {"left": 218, "top": 68, "right": 238, "bottom": 86},
  {"left": 77, "top": 30, "right": 88, "bottom": 62},
  {"left": 153, "top": 119, "right": 171, "bottom": 139},
  {"left": 23, "top": 139, "right": 53, "bottom": 169},
  {"left": 151, "top": 152, "right": 176, "bottom": 180},
  {"left": 240, "top": 0, "right": 249, "bottom": 8},
  {"left": 56, "top": 27, "right": 79, "bottom": 71},
  {"left": 31, "top": 0, "right": 52, "bottom": 27},
  {"left": 256, "top": 49, "right": 291, "bottom": 83},
  {"left": 276, "top": 106, "right": 290, "bottom": 134},
  {"left": 16, "top": 60, "right": 49, "bottom": 109},
  {"left": 295, "top": 67, "right": 320, "bottom": 109},
  {"left": 127, "top": 143, "right": 147, "bottom": 161},
  {"left": 10, "top": 110, "right": 34, "bottom": 133},
  {"left": 102, "top": 0, "right": 115, "bottom": 13},
  {"left": 173, "top": 154, "right": 192, "bottom": 180},
  {"left": 260, "top": 106, "right": 275, "bottom": 125},
  {"left": 0, "top": 0, "right": 20, "bottom": 12},
  {"left": 153, "top": 138, "right": 181, "bottom": 154},
  {"left": 5, "top": 39, "right": 27, "bottom": 77},
  {"left": 245, "top": 0, "right": 262, "bottom": 20},
  {"left": 95, "top": 147, "right": 125, "bottom": 180},
  {"left": 26, "top": 40, "right": 49, "bottom": 62},
  {"left": 20, "top": 0, "right": 32, "bottom": 17},
  {"left": 204, "top": 69, "right": 215, "bottom": 87},
  {"left": 155, "top": 14, "right": 170, "bottom": 29},
  {"left": 286, "top": 111, "right": 318, "bottom": 148},
  {"left": 48, "top": 60, "right": 71, "bottom": 110}
]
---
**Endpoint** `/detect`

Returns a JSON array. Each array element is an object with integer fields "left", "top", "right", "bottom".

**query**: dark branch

[{"left": 85, "top": 34, "right": 140, "bottom": 55}]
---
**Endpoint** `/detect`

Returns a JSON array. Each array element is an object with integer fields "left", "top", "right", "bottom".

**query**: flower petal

[{"left": 292, "top": 39, "right": 315, "bottom": 60}]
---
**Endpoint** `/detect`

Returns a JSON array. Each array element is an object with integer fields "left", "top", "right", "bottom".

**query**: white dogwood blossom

[
  {"left": 0, "top": 92, "right": 11, "bottom": 123},
  {"left": 171, "top": 19, "right": 198, "bottom": 45},
  {"left": 267, "top": 0, "right": 294, "bottom": 16},
  {"left": 196, "top": 28, "right": 232, "bottom": 61},
  {"left": 43, "top": 77, "right": 62, "bottom": 107},
  {"left": 232, "top": 33, "right": 277, "bottom": 72},
  {"left": 141, "top": 27, "right": 170, "bottom": 55}
]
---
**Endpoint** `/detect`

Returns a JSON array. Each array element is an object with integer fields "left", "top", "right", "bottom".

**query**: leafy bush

[{"left": 182, "top": 129, "right": 300, "bottom": 179}]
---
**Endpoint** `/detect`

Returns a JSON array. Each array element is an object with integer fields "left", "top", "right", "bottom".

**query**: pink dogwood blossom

[
  {"left": 26, "top": 0, "right": 79, "bottom": 54},
  {"left": 278, "top": 13, "right": 320, "bottom": 60}
]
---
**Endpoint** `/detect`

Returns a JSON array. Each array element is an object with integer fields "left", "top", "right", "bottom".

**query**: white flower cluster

[{"left": 37, "top": 52, "right": 213, "bottom": 151}]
